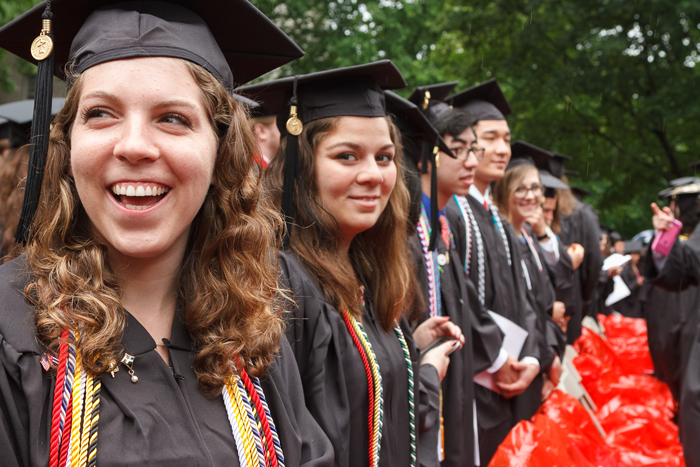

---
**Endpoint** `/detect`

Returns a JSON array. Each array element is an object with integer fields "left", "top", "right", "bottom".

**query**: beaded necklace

[
  {"left": 489, "top": 204, "right": 512, "bottom": 267},
  {"left": 417, "top": 203, "right": 442, "bottom": 317},
  {"left": 454, "top": 195, "right": 486, "bottom": 305},
  {"left": 46, "top": 330, "right": 285, "bottom": 467}
]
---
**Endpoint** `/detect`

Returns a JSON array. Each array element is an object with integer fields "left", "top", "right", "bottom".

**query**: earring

[{"left": 121, "top": 353, "right": 138, "bottom": 383}]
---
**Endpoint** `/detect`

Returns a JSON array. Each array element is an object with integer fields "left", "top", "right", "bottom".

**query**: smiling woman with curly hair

[{"left": 0, "top": 2, "right": 332, "bottom": 467}]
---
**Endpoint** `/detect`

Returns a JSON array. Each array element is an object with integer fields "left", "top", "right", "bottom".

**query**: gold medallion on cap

[
  {"left": 31, "top": 34, "right": 53, "bottom": 60},
  {"left": 286, "top": 116, "right": 303, "bottom": 136}
]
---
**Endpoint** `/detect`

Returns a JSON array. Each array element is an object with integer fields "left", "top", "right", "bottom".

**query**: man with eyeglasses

[{"left": 444, "top": 79, "right": 544, "bottom": 465}]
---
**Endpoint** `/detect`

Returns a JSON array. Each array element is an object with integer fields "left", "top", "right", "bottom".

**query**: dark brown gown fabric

[
  {"left": 0, "top": 255, "right": 334, "bottom": 467},
  {"left": 279, "top": 251, "right": 436, "bottom": 467}
]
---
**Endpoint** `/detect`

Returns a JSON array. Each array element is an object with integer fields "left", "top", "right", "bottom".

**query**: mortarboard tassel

[
  {"left": 428, "top": 143, "right": 440, "bottom": 251},
  {"left": 420, "top": 139, "right": 429, "bottom": 175},
  {"left": 281, "top": 76, "right": 302, "bottom": 247},
  {"left": 15, "top": 2, "right": 55, "bottom": 244}
]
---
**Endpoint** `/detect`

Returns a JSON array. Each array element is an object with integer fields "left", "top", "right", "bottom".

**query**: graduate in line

[
  {"left": 0, "top": 2, "right": 334, "bottom": 466},
  {"left": 643, "top": 182, "right": 700, "bottom": 464},
  {"left": 402, "top": 84, "right": 504, "bottom": 467},
  {"left": 242, "top": 61, "right": 459, "bottom": 467},
  {"left": 443, "top": 79, "right": 545, "bottom": 464},
  {"left": 492, "top": 151, "right": 573, "bottom": 418}
]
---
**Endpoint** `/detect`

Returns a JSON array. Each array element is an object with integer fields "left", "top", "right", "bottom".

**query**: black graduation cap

[
  {"left": 385, "top": 90, "right": 453, "bottom": 250},
  {"left": 233, "top": 94, "right": 274, "bottom": 120},
  {"left": 0, "top": 0, "right": 303, "bottom": 244},
  {"left": 623, "top": 240, "right": 643, "bottom": 254},
  {"left": 445, "top": 78, "right": 513, "bottom": 121},
  {"left": 658, "top": 177, "right": 700, "bottom": 199},
  {"left": 407, "top": 81, "right": 459, "bottom": 124},
  {"left": 0, "top": 98, "right": 65, "bottom": 148},
  {"left": 571, "top": 186, "right": 591, "bottom": 201},
  {"left": 509, "top": 141, "right": 570, "bottom": 191},
  {"left": 237, "top": 61, "right": 407, "bottom": 245}
]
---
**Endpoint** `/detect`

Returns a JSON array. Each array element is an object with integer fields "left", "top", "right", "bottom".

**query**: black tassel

[
  {"left": 420, "top": 139, "right": 429, "bottom": 175},
  {"left": 15, "top": 3, "right": 54, "bottom": 244},
  {"left": 281, "top": 77, "right": 301, "bottom": 248},
  {"left": 428, "top": 143, "right": 440, "bottom": 251}
]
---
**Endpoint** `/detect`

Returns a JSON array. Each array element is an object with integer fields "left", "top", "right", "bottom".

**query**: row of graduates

[
  {"left": 236, "top": 61, "right": 605, "bottom": 466},
  {"left": 0, "top": 2, "right": 603, "bottom": 467}
]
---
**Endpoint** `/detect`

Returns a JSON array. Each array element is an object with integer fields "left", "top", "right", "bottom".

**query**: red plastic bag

[
  {"left": 487, "top": 414, "right": 580, "bottom": 467},
  {"left": 597, "top": 314, "right": 654, "bottom": 373},
  {"left": 599, "top": 314, "right": 648, "bottom": 339}
]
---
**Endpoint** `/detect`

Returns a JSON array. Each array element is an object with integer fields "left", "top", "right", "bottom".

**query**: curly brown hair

[
  {"left": 265, "top": 116, "right": 415, "bottom": 332},
  {"left": 25, "top": 61, "right": 283, "bottom": 397}
]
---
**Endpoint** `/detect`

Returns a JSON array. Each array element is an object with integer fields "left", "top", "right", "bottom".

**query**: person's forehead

[{"left": 475, "top": 120, "right": 511, "bottom": 134}]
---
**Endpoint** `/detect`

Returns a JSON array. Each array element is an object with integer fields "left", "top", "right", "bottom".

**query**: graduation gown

[
  {"left": 409, "top": 226, "right": 503, "bottom": 467},
  {"left": 0, "top": 255, "right": 334, "bottom": 467},
  {"left": 559, "top": 201, "right": 603, "bottom": 337},
  {"left": 446, "top": 196, "right": 544, "bottom": 465},
  {"left": 641, "top": 226, "right": 700, "bottom": 464},
  {"left": 279, "top": 251, "right": 433, "bottom": 467},
  {"left": 513, "top": 228, "right": 567, "bottom": 422},
  {"left": 550, "top": 239, "right": 583, "bottom": 345}
]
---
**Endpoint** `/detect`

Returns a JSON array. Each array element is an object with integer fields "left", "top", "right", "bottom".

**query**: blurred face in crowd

[
  {"left": 509, "top": 168, "right": 542, "bottom": 227},
  {"left": 314, "top": 116, "right": 397, "bottom": 245},
  {"left": 426, "top": 127, "right": 480, "bottom": 208},
  {"left": 630, "top": 252, "right": 641, "bottom": 265},
  {"left": 542, "top": 196, "right": 558, "bottom": 226},
  {"left": 614, "top": 240, "right": 625, "bottom": 255},
  {"left": 473, "top": 119, "right": 511, "bottom": 187}
]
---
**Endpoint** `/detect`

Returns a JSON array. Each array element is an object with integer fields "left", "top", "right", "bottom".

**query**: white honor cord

[{"left": 454, "top": 195, "right": 486, "bottom": 305}]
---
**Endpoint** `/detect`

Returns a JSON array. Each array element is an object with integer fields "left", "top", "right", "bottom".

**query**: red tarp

[{"left": 487, "top": 315, "right": 684, "bottom": 467}]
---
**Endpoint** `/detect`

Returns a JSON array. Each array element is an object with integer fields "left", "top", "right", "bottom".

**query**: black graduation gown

[
  {"left": 559, "top": 202, "right": 603, "bottom": 334},
  {"left": 641, "top": 226, "right": 700, "bottom": 465},
  {"left": 616, "top": 262, "right": 644, "bottom": 318},
  {"left": 446, "top": 196, "right": 544, "bottom": 465},
  {"left": 550, "top": 239, "right": 583, "bottom": 344},
  {"left": 409, "top": 229, "right": 502, "bottom": 467},
  {"left": 513, "top": 229, "right": 567, "bottom": 422},
  {"left": 279, "top": 251, "right": 431, "bottom": 467},
  {"left": 0, "top": 256, "right": 334, "bottom": 467}
]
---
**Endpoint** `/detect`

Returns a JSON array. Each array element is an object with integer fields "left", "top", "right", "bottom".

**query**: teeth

[
  {"left": 124, "top": 204, "right": 154, "bottom": 210},
  {"left": 111, "top": 184, "right": 169, "bottom": 197}
]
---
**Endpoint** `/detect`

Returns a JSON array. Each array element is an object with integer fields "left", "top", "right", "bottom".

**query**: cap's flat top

[
  {"left": 237, "top": 60, "right": 406, "bottom": 116},
  {"left": 446, "top": 78, "right": 513, "bottom": 117},
  {"left": 384, "top": 90, "right": 451, "bottom": 158},
  {"left": 0, "top": 0, "right": 303, "bottom": 85},
  {"left": 0, "top": 98, "right": 66, "bottom": 124},
  {"left": 407, "top": 81, "right": 459, "bottom": 108}
]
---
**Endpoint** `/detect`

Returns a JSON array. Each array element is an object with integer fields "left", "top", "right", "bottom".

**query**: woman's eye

[
  {"left": 376, "top": 153, "right": 394, "bottom": 163},
  {"left": 161, "top": 114, "right": 191, "bottom": 126},
  {"left": 336, "top": 152, "right": 357, "bottom": 161},
  {"left": 82, "top": 107, "right": 112, "bottom": 121}
]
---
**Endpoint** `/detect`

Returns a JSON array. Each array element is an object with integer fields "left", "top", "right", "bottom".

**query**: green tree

[{"left": 0, "top": 0, "right": 41, "bottom": 93}]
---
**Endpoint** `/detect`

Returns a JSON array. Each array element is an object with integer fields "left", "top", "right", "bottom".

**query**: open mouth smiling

[{"left": 110, "top": 182, "right": 171, "bottom": 210}]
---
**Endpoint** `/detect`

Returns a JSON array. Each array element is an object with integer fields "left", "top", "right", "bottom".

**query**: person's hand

[
  {"left": 413, "top": 316, "right": 465, "bottom": 350},
  {"left": 525, "top": 206, "right": 547, "bottom": 238},
  {"left": 608, "top": 265, "right": 623, "bottom": 278},
  {"left": 497, "top": 361, "right": 540, "bottom": 399},
  {"left": 637, "top": 276, "right": 645, "bottom": 286},
  {"left": 559, "top": 316, "right": 570, "bottom": 333},
  {"left": 541, "top": 374, "right": 555, "bottom": 401},
  {"left": 651, "top": 202, "right": 675, "bottom": 232},
  {"left": 493, "top": 354, "right": 520, "bottom": 385},
  {"left": 548, "top": 356, "right": 562, "bottom": 387},
  {"left": 567, "top": 243, "right": 585, "bottom": 270},
  {"left": 420, "top": 339, "right": 461, "bottom": 382},
  {"left": 552, "top": 301, "right": 566, "bottom": 324}
]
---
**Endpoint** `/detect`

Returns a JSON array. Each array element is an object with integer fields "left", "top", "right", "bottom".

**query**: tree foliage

[{"left": 2, "top": 0, "right": 698, "bottom": 236}]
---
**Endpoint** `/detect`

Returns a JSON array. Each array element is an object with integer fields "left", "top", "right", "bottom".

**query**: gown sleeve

[
  {"left": 643, "top": 238, "right": 700, "bottom": 292},
  {"left": 263, "top": 338, "right": 335, "bottom": 467}
]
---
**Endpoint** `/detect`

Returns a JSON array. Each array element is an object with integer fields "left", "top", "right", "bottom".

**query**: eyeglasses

[
  {"left": 448, "top": 146, "right": 486, "bottom": 162},
  {"left": 513, "top": 184, "right": 543, "bottom": 199}
]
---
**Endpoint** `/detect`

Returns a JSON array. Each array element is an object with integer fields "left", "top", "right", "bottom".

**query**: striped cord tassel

[{"left": 394, "top": 324, "right": 416, "bottom": 467}]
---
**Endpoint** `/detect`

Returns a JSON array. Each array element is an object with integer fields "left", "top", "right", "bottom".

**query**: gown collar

[
  {"left": 121, "top": 307, "right": 193, "bottom": 356},
  {"left": 469, "top": 183, "right": 490, "bottom": 208}
]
